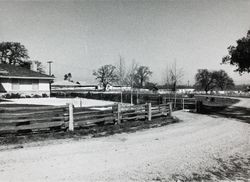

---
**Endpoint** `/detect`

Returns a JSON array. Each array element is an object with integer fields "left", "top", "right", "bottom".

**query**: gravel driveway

[{"left": 0, "top": 98, "right": 249, "bottom": 181}]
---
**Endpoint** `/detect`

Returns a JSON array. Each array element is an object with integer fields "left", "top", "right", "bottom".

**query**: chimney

[{"left": 31, "top": 61, "right": 38, "bottom": 72}]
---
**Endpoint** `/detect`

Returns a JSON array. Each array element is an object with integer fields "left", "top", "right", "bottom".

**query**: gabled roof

[{"left": 0, "top": 64, "right": 54, "bottom": 79}]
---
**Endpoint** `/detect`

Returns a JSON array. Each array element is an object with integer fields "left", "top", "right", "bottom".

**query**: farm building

[
  {"left": 0, "top": 63, "right": 54, "bottom": 97},
  {"left": 176, "top": 88, "right": 195, "bottom": 94},
  {"left": 51, "top": 80, "right": 100, "bottom": 91},
  {"left": 106, "top": 84, "right": 132, "bottom": 91}
]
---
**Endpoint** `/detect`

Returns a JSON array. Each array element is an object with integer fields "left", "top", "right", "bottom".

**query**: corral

[{"left": 0, "top": 97, "right": 175, "bottom": 135}]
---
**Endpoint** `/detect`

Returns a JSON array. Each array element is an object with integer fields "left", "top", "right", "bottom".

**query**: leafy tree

[
  {"left": 64, "top": 73, "right": 73, "bottom": 82},
  {"left": 34, "top": 61, "right": 45, "bottom": 74},
  {"left": 0, "top": 42, "right": 29, "bottom": 65},
  {"left": 93, "top": 64, "right": 118, "bottom": 91},
  {"left": 134, "top": 66, "right": 152, "bottom": 88},
  {"left": 0, "top": 42, "right": 45, "bottom": 73},
  {"left": 195, "top": 69, "right": 234, "bottom": 93},
  {"left": 222, "top": 30, "right": 250, "bottom": 73},
  {"left": 27, "top": 60, "right": 45, "bottom": 74},
  {"left": 195, "top": 69, "right": 217, "bottom": 94},
  {"left": 213, "top": 70, "right": 235, "bottom": 90}
]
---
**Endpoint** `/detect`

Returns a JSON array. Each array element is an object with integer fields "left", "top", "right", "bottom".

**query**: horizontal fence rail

[
  {"left": 69, "top": 103, "right": 172, "bottom": 131},
  {"left": 0, "top": 105, "right": 68, "bottom": 134},
  {"left": 0, "top": 102, "right": 173, "bottom": 134},
  {"left": 164, "top": 98, "right": 197, "bottom": 111}
]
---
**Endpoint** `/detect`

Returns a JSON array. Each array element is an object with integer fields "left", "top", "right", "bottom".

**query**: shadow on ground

[{"left": 201, "top": 106, "right": 250, "bottom": 124}]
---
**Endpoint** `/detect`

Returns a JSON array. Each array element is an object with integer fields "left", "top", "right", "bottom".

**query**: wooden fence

[
  {"left": 69, "top": 102, "right": 172, "bottom": 131},
  {"left": 164, "top": 98, "right": 197, "bottom": 111},
  {"left": 0, "top": 103, "right": 172, "bottom": 134},
  {"left": 0, "top": 106, "right": 68, "bottom": 134}
]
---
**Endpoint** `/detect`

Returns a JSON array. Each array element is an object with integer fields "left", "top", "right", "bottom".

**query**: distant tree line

[
  {"left": 93, "top": 61, "right": 153, "bottom": 91},
  {"left": 2, "top": 28, "right": 249, "bottom": 95}
]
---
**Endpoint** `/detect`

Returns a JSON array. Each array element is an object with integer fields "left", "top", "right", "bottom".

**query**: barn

[{"left": 0, "top": 63, "right": 54, "bottom": 97}]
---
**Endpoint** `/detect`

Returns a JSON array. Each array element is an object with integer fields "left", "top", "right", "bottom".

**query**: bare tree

[
  {"left": 116, "top": 55, "right": 127, "bottom": 103},
  {"left": 125, "top": 60, "right": 138, "bottom": 104},
  {"left": 164, "top": 61, "right": 184, "bottom": 107},
  {"left": 93, "top": 64, "right": 118, "bottom": 91},
  {"left": 116, "top": 55, "right": 126, "bottom": 86}
]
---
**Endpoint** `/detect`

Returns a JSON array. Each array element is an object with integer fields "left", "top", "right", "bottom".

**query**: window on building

[
  {"left": 32, "top": 79, "right": 39, "bottom": 91},
  {"left": 12, "top": 79, "right": 20, "bottom": 91}
]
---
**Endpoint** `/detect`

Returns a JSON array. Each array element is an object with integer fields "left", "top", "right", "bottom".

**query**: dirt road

[{"left": 0, "top": 98, "right": 249, "bottom": 181}]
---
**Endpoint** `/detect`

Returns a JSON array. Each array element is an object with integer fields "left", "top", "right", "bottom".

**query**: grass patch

[{"left": 170, "top": 154, "right": 250, "bottom": 182}]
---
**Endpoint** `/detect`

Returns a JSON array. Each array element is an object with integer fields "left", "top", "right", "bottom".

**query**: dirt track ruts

[{"left": 0, "top": 98, "right": 249, "bottom": 181}]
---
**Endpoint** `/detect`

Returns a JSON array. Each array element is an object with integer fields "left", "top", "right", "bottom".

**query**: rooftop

[{"left": 0, "top": 64, "right": 54, "bottom": 79}]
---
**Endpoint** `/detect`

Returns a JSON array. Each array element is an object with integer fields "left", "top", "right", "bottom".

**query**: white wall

[
  {"left": 39, "top": 80, "right": 50, "bottom": 91},
  {"left": 0, "top": 79, "right": 12, "bottom": 91},
  {"left": 0, "top": 78, "right": 51, "bottom": 96}
]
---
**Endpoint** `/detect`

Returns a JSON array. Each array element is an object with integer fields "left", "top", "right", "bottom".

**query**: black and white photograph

[{"left": 0, "top": 0, "right": 249, "bottom": 181}]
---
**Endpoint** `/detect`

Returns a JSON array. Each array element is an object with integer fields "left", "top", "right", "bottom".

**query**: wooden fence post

[
  {"left": 194, "top": 100, "right": 197, "bottom": 112},
  {"left": 136, "top": 90, "right": 139, "bottom": 105},
  {"left": 80, "top": 98, "right": 83, "bottom": 107},
  {"left": 147, "top": 103, "right": 152, "bottom": 121},
  {"left": 68, "top": 103, "right": 74, "bottom": 131},
  {"left": 182, "top": 98, "right": 185, "bottom": 110},
  {"left": 169, "top": 102, "right": 172, "bottom": 117},
  {"left": 117, "top": 103, "right": 121, "bottom": 124},
  {"left": 162, "top": 96, "right": 167, "bottom": 105}
]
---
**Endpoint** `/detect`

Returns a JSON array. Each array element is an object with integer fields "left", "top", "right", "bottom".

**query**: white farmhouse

[{"left": 0, "top": 64, "right": 54, "bottom": 97}]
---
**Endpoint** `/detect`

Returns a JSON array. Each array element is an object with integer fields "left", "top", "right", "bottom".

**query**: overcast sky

[{"left": 0, "top": 0, "right": 249, "bottom": 85}]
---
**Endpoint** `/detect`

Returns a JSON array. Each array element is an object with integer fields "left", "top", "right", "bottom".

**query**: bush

[
  {"left": 33, "top": 94, "right": 41, "bottom": 98},
  {"left": 3, "top": 94, "right": 11, "bottom": 99},
  {"left": 3, "top": 93, "right": 21, "bottom": 99},
  {"left": 42, "top": 93, "right": 48, "bottom": 98}
]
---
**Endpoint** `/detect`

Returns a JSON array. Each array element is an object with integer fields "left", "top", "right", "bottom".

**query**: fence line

[
  {"left": 66, "top": 102, "right": 172, "bottom": 131},
  {"left": 0, "top": 102, "right": 173, "bottom": 134},
  {"left": 164, "top": 98, "right": 196, "bottom": 111},
  {"left": 0, "top": 105, "right": 68, "bottom": 134}
]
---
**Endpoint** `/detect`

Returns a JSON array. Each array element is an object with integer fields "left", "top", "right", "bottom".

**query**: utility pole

[
  {"left": 119, "top": 55, "right": 123, "bottom": 104},
  {"left": 47, "top": 61, "right": 53, "bottom": 97}
]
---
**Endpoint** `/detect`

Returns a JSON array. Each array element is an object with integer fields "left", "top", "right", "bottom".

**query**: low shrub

[
  {"left": 42, "top": 93, "right": 48, "bottom": 98},
  {"left": 3, "top": 93, "right": 21, "bottom": 99}
]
